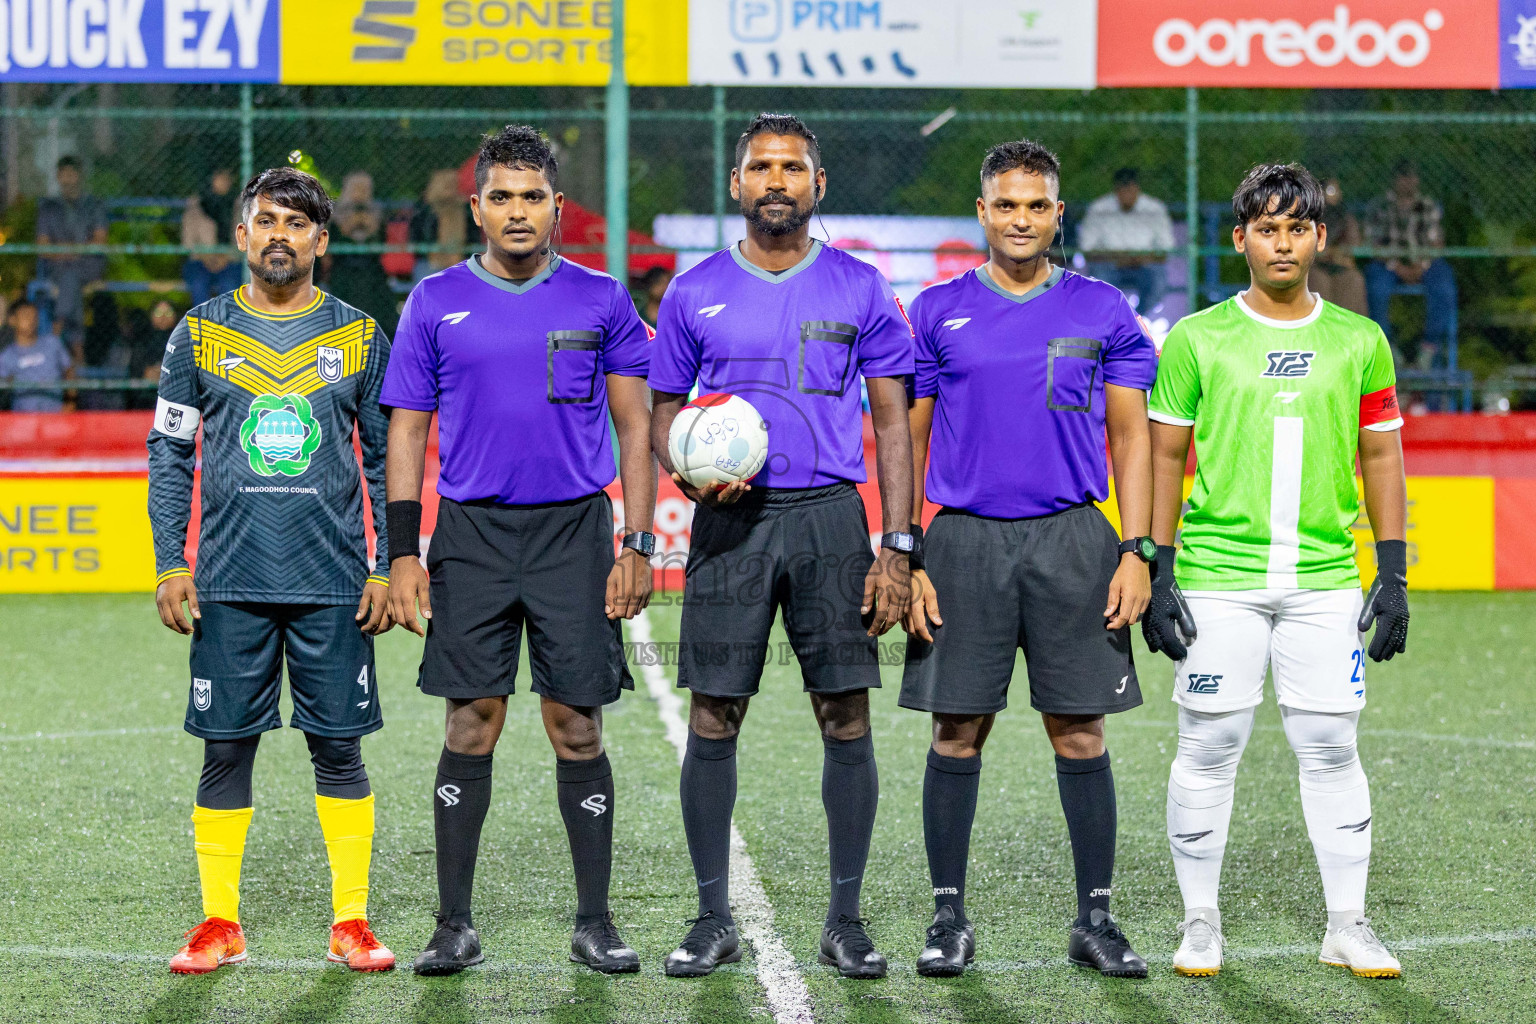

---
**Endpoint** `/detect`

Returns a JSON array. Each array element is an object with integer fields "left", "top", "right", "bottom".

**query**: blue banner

[
  {"left": 1504, "top": 0, "right": 1536, "bottom": 87},
  {"left": 0, "top": 0, "right": 280, "bottom": 82}
]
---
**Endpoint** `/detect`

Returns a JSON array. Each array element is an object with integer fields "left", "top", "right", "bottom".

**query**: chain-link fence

[{"left": 4, "top": 83, "right": 1536, "bottom": 409}]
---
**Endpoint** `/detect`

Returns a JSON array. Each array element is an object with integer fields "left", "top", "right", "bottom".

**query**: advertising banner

[
  {"left": 1501, "top": 0, "right": 1536, "bottom": 85},
  {"left": 0, "top": 475, "right": 156, "bottom": 592},
  {"left": 280, "top": 0, "right": 686, "bottom": 85},
  {"left": 688, "top": 0, "right": 1097, "bottom": 88},
  {"left": 1097, "top": 1, "right": 1499, "bottom": 89},
  {"left": 0, "top": 0, "right": 281, "bottom": 82}
]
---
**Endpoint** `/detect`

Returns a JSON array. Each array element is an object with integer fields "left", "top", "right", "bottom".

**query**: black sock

[
  {"left": 823, "top": 731, "right": 878, "bottom": 924},
  {"left": 1055, "top": 751, "right": 1116, "bottom": 927},
  {"left": 924, "top": 748, "right": 981, "bottom": 923},
  {"left": 557, "top": 752, "right": 614, "bottom": 922},
  {"left": 680, "top": 730, "right": 736, "bottom": 922},
  {"left": 435, "top": 747, "right": 493, "bottom": 928}
]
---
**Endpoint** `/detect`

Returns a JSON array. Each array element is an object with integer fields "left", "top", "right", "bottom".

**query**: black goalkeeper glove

[
  {"left": 1142, "top": 545, "right": 1197, "bottom": 661},
  {"left": 1359, "top": 539, "right": 1409, "bottom": 662}
]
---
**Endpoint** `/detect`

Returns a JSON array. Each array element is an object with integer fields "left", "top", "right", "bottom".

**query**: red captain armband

[{"left": 1360, "top": 386, "right": 1401, "bottom": 428}]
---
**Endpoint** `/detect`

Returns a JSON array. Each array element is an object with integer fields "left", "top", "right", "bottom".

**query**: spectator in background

[
  {"left": 0, "top": 292, "right": 13, "bottom": 352},
  {"left": 410, "top": 167, "right": 469, "bottom": 280},
  {"left": 181, "top": 168, "right": 241, "bottom": 306},
  {"left": 636, "top": 265, "right": 672, "bottom": 326},
  {"left": 0, "top": 300, "right": 72, "bottom": 412},
  {"left": 1077, "top": 167, "right": 1175, "bottom": 315},
  {"left": 325, "top": 170, "right": 399, "bottom": 336},
  {"left": 1310, "top": 178, "right": 1369, "bottom": 318},
  {"left": 76, "top": 291, "right": 130, "bottom": 410},
  {"left": 1364, "top": 161, "right": 1457, "bottom": 368},
  {"left": 36, "top": 156, "right": 109, "bottom": 347},
  {"left": 120, "top": 299, "right": 177, "bottom": 410}
]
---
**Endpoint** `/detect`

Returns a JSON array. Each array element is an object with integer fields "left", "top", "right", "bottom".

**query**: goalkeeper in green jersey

[{"left": 1144, "top": 164, "right": 1409, "bottom": 980}]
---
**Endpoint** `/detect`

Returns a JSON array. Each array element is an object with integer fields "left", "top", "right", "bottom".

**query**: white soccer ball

[{"left": 668, "top": 393, "right": 769, "bottom": 491}]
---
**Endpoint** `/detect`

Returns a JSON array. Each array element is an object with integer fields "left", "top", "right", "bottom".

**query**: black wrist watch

[
  {"left": 1119, "top": 536, "right": 1158, "bottom": 563},
  {"left": 880, "top": 531, "right": 915, "bottom": 554},
  {"left": 621, "top": 531, "right": 656, "bottom": 557}
]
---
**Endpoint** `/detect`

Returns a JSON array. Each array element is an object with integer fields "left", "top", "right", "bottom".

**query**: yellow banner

[
  {"left": 1097, "top": 475, "right": 1495, "bottom": 591},
  {"left": 282, "top": 0, "right": 688, "bottom": 85},
  {"left": 0, "top": 478, "right": 155, "bottom": 594}
]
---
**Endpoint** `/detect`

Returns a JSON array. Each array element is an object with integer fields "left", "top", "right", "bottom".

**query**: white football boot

[
  {"left": 1172, "top": 908, "right": 1223, "bottom": 977},
  {"left": 1319, "top": 916, "right": 1401, "bottom": 978}
]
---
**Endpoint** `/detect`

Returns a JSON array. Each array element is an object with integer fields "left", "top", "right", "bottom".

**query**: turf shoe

[
  {"left": 819, "top": 915, "right": 887, "bottom": 979},
  {"left": 915, "top": 905, "right": 975, "bottom": 978},
  {"left": 412, "top": 916, "right": 484, "bottom": 976},
  {"left": 571, "top": 911, "right": 640, "bottom": 974},
  {"left": 169, "top": 917, "right": 247, "bottom": 974},
  {"left": 1068, "top": 910, "right": 1148, "bottom": 978},
  {"left": 1320, "top": 916, "right": 1401, "bottom": 978},
  {"left": 664, "top": 912, "right": 741, "bottom": 977},
  {"left": 1172, "top": 909, "right": 1223, "bottom": 977},
  {"left": 328, "top": 918, "right": 395, "bottom": 971}
]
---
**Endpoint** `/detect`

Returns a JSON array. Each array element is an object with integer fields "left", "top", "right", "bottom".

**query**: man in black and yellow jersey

[{"left": 147, "top": 168, "right": 396, "bottom": 974}]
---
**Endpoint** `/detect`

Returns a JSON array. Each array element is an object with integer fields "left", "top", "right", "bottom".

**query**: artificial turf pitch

[{"left": 0, "top": 592, "right": 1531, "bottom": 1023}]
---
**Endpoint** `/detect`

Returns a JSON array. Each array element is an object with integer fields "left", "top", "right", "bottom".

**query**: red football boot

[
  {"left": 170, "top": 917, "right": 247, "bottom": 974},
  {"left": 329, "top": 918, "right": 396, "bottom": 971}
]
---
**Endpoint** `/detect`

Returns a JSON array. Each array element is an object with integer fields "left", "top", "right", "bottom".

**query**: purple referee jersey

[
  {"left": 910, "top": 266, "right": 1157, "bottom": 519},
  {"left": 648, "top": 241, "right": 914, "bottom": 488},
  {"left": 381, "top": 255, "right": 651, "bottom": 504}
]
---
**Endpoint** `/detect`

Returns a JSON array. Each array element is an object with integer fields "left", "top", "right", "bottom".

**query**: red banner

[{"left": 1097, "top": 1, "right": 1499, "bottom": 88}]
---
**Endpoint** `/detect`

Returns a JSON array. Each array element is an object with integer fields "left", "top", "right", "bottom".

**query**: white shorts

[{"left": 1174, "top": 589, "right": 1367, "bottom": 714}]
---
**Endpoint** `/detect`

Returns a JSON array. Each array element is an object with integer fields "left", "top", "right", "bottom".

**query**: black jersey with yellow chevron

[{"left": 147, "top": 287, "right": 392, "bottom": 604}]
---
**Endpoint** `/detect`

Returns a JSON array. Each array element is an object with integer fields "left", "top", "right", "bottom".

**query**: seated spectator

[
  {"left": 77, "top": 291, "right": 130, "bottom": 410},
  {"left": 182, "top": 168, "right": 242, "bottom": 306},
  {"left": 1077, "top": 167, "right": 1175, "bottom": 315},
  {"left": 36, "top": 156, "right": 109, "bottom": 347},
  {"left": 0, "top": 300, "right": 73, "bottom": 412},
  {"left": 1364, "top": 161, "right": 1457, "bottom": 368},
  {"left": 409, "top": 168, "right": 469, "bottom": 280},
  {"left": 1310, "top": 178, "right": 1369, "bottom": 318},
  {"left": 636, "top": 266, "right": 672, "bottom": 326},
  {"left": 119, "top": 300, "right": 178, "bottom": 411},
  {"left": 325, "top": 170, "right": 399, "bottom": 336}
]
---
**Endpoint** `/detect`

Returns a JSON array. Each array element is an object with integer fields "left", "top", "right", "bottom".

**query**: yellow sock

[
  {"left": 191, "top": 805, "right": 253, "bottom": 924},
  {"left": 316, "top": 793, "right": 374, "bottom": 925}
]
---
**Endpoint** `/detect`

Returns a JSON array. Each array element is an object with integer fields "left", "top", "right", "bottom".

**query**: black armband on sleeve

[
  {"left": 386, "top": 500, "right": 423, "bottom": 563},
  {"left": 908, "top": 522, "right": 925, "bottom": 572}
]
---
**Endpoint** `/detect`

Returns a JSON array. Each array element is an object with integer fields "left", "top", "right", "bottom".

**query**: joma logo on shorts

[
  {"left": 1186, "top": 673, "right": 1223, "bottom": 694},
  {"left": 1262, "top": 351, "right": 1316, "bottom": 378}
]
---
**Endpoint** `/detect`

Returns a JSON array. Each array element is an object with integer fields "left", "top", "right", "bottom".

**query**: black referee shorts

[
  {"left": 418, "top": 493, "right": 633, "bottom": 707},
  {"left": 900, "top": 503, "right": 1141, "bottom": 717},
  {"left": 186, "top": 601, "right": 381, "bottom": 740},
  {"left": 678, "top": 483, "right": 880, "bottom": 699}
]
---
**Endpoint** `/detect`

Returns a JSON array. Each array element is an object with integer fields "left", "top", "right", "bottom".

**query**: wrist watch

[
  {"left": 621, "top": 531, "right": 656, "bottom": 557},
  {"left": 1119, "top": 536, "right": 1158, "bottom": 563},
  {"left": 881, "top": 531, "right": 915, "bottom": 554}
]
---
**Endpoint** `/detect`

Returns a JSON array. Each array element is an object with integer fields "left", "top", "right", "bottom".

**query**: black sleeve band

[
  {"left": 386, "top": 500, "right": 423, "bottom": 563},
  {"left": 1152, "top": 544, "right": 1178, "bottom": 583},
  {"left": 1375, "top": 539, "right": 1408, "bottom": 580},
  {"left": 909, "top": 522, "right": 925, "bottom": 571}
]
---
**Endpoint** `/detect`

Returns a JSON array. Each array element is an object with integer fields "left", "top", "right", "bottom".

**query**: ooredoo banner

[{"left": 1097, "top": 1, "right": 1500, "bottom": 88}]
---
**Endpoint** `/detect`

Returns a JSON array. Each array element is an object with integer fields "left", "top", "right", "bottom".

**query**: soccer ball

[{"left": 668, "top": 393, "right": 769, "bottom": 491}]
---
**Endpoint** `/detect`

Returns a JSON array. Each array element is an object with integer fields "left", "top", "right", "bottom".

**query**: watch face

[
  {"left": 1139, "top": 537, "right": 1158, "bottom": 561},
  {"left": 884, "top": 533, "right": 914, "bottom": 553}
]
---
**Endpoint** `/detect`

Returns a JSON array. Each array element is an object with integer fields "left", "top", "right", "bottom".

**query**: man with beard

[
  {"left": 149, "top": 167, "right": 396, "bottom": 974},
  {"left": 648, "top": 112, "right": 915, "bottom": 979}
]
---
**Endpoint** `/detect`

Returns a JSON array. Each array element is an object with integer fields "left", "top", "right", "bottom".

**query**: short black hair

[
  {"left": 240, "top": 167, "right": 333, "bottom": 226},
  {"left": 735, "top": 112, "right": 820, "bottom": 170},
  {"left": 475, "top": 124, "right": 558, "bottom": 193},
  {"left": 9, "top": 298, "right": 36, "bottom": 314},
  {"left": 1112, "top": 167, "right": 1139, "bottom": 185},
  {"left": 57, "top": 155, "right": 81, "bottom": 172},
  {"left": 1392, "top": 159, "right": 1418, "bottom": 178},
  {"left": 980, "top": 139, "right": 1060, "bottom": 192},
  {"left": 1232, "top": 162, "right": 1325, "bottom": 227}
]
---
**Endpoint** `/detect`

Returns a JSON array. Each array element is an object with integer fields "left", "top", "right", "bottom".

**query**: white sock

[
  {"left": 1282, "top": 707, "right": 1372, "bottom": 915},
  {"left": 1167, "top": 706, "right": 1255, "bottom": 914}
]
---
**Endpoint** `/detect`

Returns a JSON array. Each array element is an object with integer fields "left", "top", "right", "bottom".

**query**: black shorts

[
  {"left": 900, "top": 503, "right": 1142, "bottom": 717},
  {"left": 418, "top": 493, "right": 633, "bottom": 707},
  {"left": 677, "top": 483, "right": 880, "bottom": 699},
  {"left": 185, "top": 601, "right": 381, "bottom": 741}
]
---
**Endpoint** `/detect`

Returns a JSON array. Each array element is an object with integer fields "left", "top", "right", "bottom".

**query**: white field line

[
  {"left": 1116, "top": 719, "right": 1535, "bottom": 751},
  {"left": 4, "top": 927, "right": 1531, "bottom": 975},
  {"left": 0, "top": 725, "right": 181, "bottom": 743},
  {"left": 629, "top": 609, "right": 814, "bottom": 1024}
]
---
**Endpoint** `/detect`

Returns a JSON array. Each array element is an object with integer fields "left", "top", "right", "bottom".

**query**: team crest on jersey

[
  {"left": 317, "top": 346, "right": 345, "bottom": 384},
  {"left": 164, "top": 407, "right": 184, "bottom": 433},
  {"left": 239, "top": 393, "right": 322, "bottom": 477},
  {"left": 192, "top": 677, "right": 212, "bottom": 711},
  {"left": 1262, "top": 351, "right": 1316, "bottom": 378}
]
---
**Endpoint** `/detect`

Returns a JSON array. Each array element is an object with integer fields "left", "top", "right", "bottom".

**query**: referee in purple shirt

[
  {"left": 901, "top": 141, "right": 1158, "bottom": 978},
  {"left": 381, "top": 126, "right": 657, "bottom": 976},
  {"left": 648, "top": 114, "right": 915, "bottom": 979}
]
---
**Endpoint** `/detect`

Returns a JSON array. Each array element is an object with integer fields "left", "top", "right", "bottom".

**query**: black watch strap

[
  {"left": 1119, "top": 536, "right": 1157, "bottom": 563},
  {"left": 622, "top": 531, "right": 656, "bottom": 557},
  {"left": 881, "top": 531, "right": 915, "bottom": 554}
]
